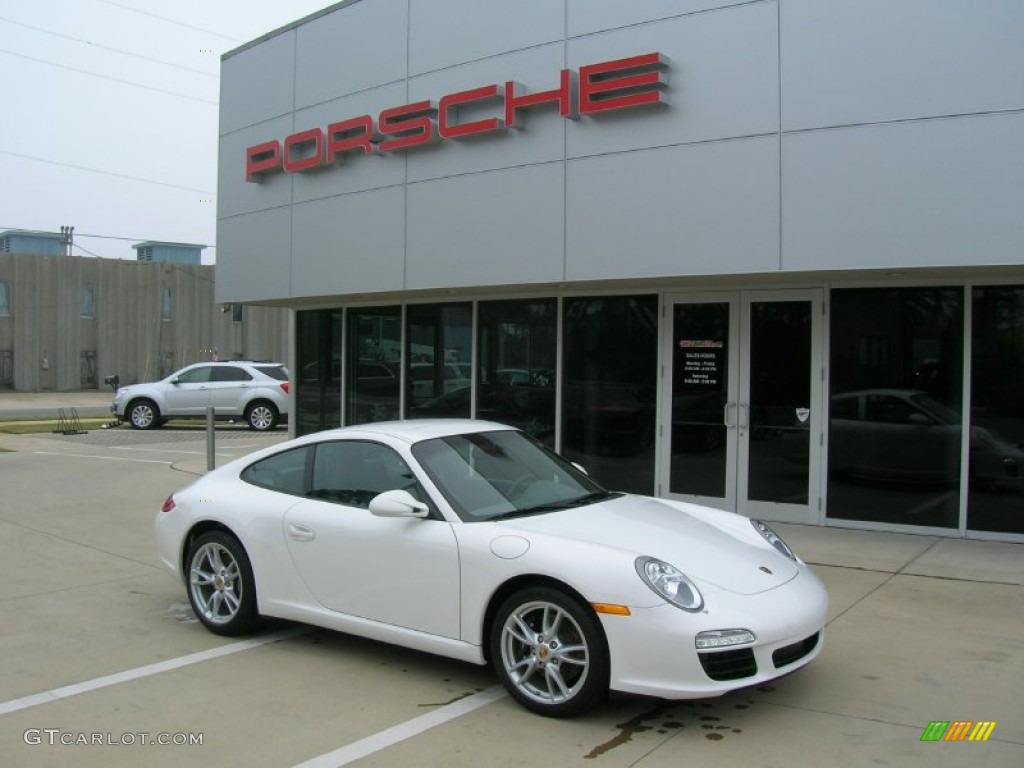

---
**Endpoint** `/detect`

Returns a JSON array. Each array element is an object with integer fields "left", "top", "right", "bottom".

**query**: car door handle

[{"left": 287, "top": 523, "right": 316, "bottom": 542}]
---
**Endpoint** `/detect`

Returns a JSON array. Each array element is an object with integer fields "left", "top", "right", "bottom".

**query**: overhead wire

[
  {"left": 0, "top": 151, "right": 215, "bottom": 195},
  {"left": 0, "top": 48, "right": 217, "bottom": 105},
  {"left": 0, "top": 15, "right": 218, "bottom": 77},
  {"left": 2, "top": 3, "right": 249, "bottom": 258},
  {"left": 95, "top": 0, "right": 243, "bottom": 43}
]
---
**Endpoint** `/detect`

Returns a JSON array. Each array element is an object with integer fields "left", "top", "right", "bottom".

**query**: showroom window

[
  {"left": 405, "top": 303, "right": 472, "bottom": 419},
  {"left": 296, "top": 309, "right": 341, "bottom": 436},
  {"left": 828, "top": 287, "right": 964, "bottom": 528},
  {"left": 477, "top": 299, "right": 557, "bottom": 447},
  {"left": 562, "top": 295, "right": 658, "bottom": 494},
  {"left": 968, "top": 286, "right": 1024, "bottom": 534},
  {"left": 0, "top": 280, "right": 10, "bottom": 315},
  {"left": 346, "top": 306, "right": 401, "bottom": 425}
]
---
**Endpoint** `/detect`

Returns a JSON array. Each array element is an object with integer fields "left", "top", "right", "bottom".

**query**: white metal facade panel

[
  {"left": 291, "top": 186, "right": 407, "bottom": 297},
  {"left": 217, "top": 115, "right": 295, "bottom": 220},
  {"left": 216, "top": 0, "right": 1024, "bottom": 303},
  {"left": 219, "top": 31, "right": 296, "bottom": 135},
  {"left": 782, "top": 112, "right": 1024, "bottom": 271},
  {"left": 406, "top": 44, "right": 567, "bottom": 183},
  {"left": 566, "top": 137, "right": 780, "bottom": 280},
  {"left": 781, "top": 0, "right": 1024, "bottom": 131},
  {"left": 216, "top": 207, "right": 293, "bottom": 303},
  {"left": 567, "top": 0, "right": 757, "bottom": 38},
  {"left": 408, "top": 0, "right": 564, "bottom": 75},
  {"left": 406, "top": 163, "right": 566, "bottom": 290},
  {"left": 291, "top": 82, "right": 408, "bottom": 204},
  {"left": 566, "top": 3, "right": 779, "bottom": 158},
  {"left": 295, "top": 0, "right": 409, "bottom": 109}
]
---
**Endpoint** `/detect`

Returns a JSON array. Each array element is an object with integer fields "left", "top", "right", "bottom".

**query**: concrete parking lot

[{"left": 0, "top": 422, "right": 1021, "bottom": 767}]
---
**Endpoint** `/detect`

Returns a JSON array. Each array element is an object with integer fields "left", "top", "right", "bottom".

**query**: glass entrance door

[{"left": 661, "top": 290, "right": 822, "bottom": 524}]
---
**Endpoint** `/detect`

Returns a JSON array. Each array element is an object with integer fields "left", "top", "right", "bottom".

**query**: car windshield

[
  {"left": 908, "top": 392, "right": 960, "bottom": 424},
  {"left": 412, "top": 430, "right": 613, "bottom": 521}
]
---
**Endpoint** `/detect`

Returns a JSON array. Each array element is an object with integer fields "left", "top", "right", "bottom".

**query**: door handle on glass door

[{"left": 724, "top": 402, "right": 737, "bottom": 428}]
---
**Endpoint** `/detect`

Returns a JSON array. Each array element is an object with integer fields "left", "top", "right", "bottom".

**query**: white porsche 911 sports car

[{"left": 156, "top": 420, "right": 827, "bottom": 716}]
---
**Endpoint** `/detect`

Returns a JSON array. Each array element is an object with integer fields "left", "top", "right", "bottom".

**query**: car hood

[
  {"left": 114, "top": 384, "right": 147, "bottom": 398},
  {"left": 500, "top": 494, "right": 799, "bottom": 595}
]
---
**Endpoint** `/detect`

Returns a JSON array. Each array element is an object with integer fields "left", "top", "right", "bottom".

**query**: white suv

[{"left": 112, "top": 362, "right": 290, "bottom": 431}]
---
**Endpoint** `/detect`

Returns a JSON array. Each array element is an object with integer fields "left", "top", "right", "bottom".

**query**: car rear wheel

[
  {"left": 186, "top": 532, "right": 259, "bottom": 636},
  {"left": 127, "top": 399, "right": 160, "bottom": 430},
  {"left": 245, "top": 401, "right": 278, "bottom": 431},
  {"left": 490, "top": 586, "right": 609, "bottom": 717}
]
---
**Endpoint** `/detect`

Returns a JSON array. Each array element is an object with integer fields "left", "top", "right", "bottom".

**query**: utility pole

[{"left": 59, "top": 225, "right": 74, "bottom": 256}]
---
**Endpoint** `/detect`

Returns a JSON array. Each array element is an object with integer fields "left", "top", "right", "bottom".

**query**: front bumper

[{"left": 600, "top": 565, "right": 828, "bottom": 699}]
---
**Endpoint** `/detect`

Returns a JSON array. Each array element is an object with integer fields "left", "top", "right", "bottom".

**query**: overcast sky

[{"left": 0, "top": 0, "right": 335, "bottom": 263}]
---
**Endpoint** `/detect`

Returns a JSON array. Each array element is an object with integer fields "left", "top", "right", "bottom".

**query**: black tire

[
  {"left": 127, "top": 399, "right": 160, "bottom": 430},
  {"left": 245, "top": 400, "right": 279, "bottom": 431},
  {"left": 185, "top": 531, "right": 260, "bottom": 636},
  {"left": 490, "top": 586, "right": 610, "bottom": 717}
]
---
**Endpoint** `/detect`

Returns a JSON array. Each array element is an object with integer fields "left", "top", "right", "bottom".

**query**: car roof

[
  {"left": 183, "top": 360, "right": 285, "bottom": 366},
  {"left": 833, "top": 388, "right": 928, "bottom": 399},
  {"left": 299, "top": 419, "right": 516, "bottom": 445}
]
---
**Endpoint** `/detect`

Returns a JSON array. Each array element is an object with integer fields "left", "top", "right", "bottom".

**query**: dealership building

[{"left": 216, "top": 0, "right": 1023, "bottom": 539}]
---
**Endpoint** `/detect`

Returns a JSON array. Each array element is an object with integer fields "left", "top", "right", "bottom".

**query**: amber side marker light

[{"left": 592, "top": 603, "right": 631, "bottom": 616}]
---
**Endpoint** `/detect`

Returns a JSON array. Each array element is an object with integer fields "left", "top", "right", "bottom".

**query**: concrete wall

[
  {"left": 0, "top": 253, "right": 288, "bottom": 391},
  {"left": 216, "top": 0, "right": 1024, "bottom": 304}
]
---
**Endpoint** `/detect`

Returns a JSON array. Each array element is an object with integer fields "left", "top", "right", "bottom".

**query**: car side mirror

[
  {"left": 171, "top": 379, "right": 181, "bottom": 385},
  {"left": 907, "top": 413, "right": 931, "bottom": 426},
  {"left": 369, "top": 489, "right": 430, "bottom": 519}
]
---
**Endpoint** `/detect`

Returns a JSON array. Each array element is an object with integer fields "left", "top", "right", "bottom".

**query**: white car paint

[{"left": 156, "top": 420, "right": 828, "bottom": 715}]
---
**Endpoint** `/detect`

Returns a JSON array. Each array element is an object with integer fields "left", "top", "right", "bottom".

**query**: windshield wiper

[{"left": 499, "top": 490, "right": 619, "bottom": 518}]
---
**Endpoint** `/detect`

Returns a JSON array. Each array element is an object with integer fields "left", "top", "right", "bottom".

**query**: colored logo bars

[{"left": 920, "top": 721, "right": 997, "bottom": 742}]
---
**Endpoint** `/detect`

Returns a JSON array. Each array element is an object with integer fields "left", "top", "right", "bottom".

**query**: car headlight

[
  {"left": 751, "top": 519, "right": 802, "bottom": 564},
  {"left": 635, "top": 556, "right": 704, "bottom": 612}
]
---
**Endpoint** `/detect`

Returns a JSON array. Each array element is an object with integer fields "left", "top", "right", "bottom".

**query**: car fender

[{"left": 453, "top": 522, "right": 656, "bottom": 647}]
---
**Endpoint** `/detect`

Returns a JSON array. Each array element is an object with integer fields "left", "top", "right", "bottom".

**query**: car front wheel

[
  {"left": 186, "top": 532, "right": 259, "bottom": 636},
  {"left": 490, "top": 586, "right": 610, "bottom": 717},
  {"left": 245, "top": 401, "right": 278, "bottom": 431},
  {"left": 127, "top": 399, "right": 160, "bottom": 430}
]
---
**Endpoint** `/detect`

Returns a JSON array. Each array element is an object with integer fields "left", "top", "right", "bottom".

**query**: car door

[
  {"left": 282, "top": 439, "right": 461, "bottom": 639},
  {"left": 208, "top": 365, "right": 253, "bottom": 415},
  {"left": 164, "top": 365, "right": 213, "bottom": 415}
]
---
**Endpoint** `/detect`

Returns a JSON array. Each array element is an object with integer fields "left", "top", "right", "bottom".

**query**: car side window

[
  {"left": 211, "top": 366, "right": 253, "bottom": 382},
  {"left": 176, "top": 366, "right": 213, "bottom": 384},
  {"left": 310, "top": 441, "right": 422, "bottom": 509},
  {"left": 241, "top": 447, "right": 309, "bottom": 495},
  {"left": 866, "top": 395, "right": 916, "bottom": 424}
]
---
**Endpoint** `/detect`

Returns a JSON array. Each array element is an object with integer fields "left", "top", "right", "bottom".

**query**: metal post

[{"left": 206, "top": 406, "right": 215, "bottom": 471}]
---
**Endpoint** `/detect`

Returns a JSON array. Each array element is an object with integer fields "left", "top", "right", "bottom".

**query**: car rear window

[
  {"left": 241, "top": 446, "right": 309, "bottom": 495},
  {"left": 254, "top": 365, "right": 288, "bottom": 381}
]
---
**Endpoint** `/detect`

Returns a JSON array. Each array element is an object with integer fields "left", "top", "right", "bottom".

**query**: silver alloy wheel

[
  {"left": 129, "top": 402, "right": 155, "bottom": 428},
  {"left": 248, "top": 404, "right": 275, "bottom": 430},
  {"left": 498, "top": 599, "right": 590, "bottom": 706},
  {"left": 189, "top": 541, "right": 243, "bottom": 625}
]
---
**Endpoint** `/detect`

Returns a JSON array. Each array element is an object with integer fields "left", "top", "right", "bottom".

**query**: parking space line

[
  {"left": 111, "top": 446, "right": 234, "bottom": 456},
  {"left": 0, "top": 627, "right": 305, "bottom": 716},
  {"left": 32, "top": 451, "right": 173, "bottom": 464},
  {"left": 291, "top": 685, "right": 507, "bottom": 768}
]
